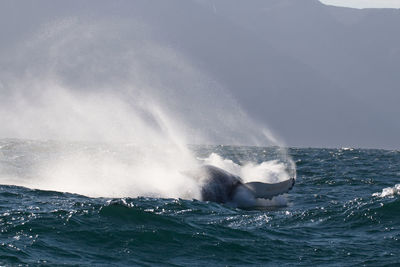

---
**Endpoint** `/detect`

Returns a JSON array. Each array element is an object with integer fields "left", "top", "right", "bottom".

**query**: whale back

[{"left": 199, "top": 165, "right": 243, "bottom": 203}]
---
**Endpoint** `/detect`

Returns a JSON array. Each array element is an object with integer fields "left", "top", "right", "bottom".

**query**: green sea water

[{"left": 0, "top": 140, "right": 399, "bottom": 266}]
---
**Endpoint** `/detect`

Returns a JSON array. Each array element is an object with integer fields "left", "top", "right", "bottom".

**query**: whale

[{"left": 194, "top": 165, "right": 295, "bottom": 205}]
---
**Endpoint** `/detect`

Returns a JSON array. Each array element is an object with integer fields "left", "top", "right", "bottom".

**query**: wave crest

[{"left": 373, "top": 184, "right": 400, "bottom": 198}]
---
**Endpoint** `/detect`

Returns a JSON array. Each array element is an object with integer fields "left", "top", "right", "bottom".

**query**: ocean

[{"left": 0, "top": 139, "right": 399, "bottom": 266}]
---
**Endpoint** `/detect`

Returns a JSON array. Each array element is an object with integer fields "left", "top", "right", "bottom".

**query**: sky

[
  {"left": 320, "top": 0, "right": 400, "bottom": 8},
  {"left": 0, "top": 0, "right": 399, "bottom": 149}
]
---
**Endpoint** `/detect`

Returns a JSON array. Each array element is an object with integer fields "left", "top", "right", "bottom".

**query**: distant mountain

[
  {"left": 1, "top": 0, "right": 399, "bottom": 148},
  {"left": 176, "top": 0, "right": 400, "bottom": 148},
  {"left": 134, "top": 0, "right": 400, "bottom": 148}
]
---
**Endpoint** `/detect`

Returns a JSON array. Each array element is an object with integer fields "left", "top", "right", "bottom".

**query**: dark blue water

[{"left": 1, "top": 141, "right": 399, "bottom": 266}]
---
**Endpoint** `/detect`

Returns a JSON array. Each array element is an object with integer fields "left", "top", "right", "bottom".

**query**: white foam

[
  {"left": 255, "top": 195, "right": 288, "bottom": 207},
  {"left": 372, "top": 184, "right": 400, "bottom": 198},
  {"left": 201, "top": 153, "right": 293, "bottom": 183},
  {"left": 341, "top": 147, "right": 354, "bottom": 151}
]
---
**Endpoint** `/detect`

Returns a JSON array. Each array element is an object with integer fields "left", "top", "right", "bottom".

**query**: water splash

[
  {"left": 200, "top": 153, "right": 292, "bottom": 183},
  {"left": 0, "top": 16, "right": 295, "bottom": 201},
  {"left": 373, "top": 184, "right": 400, "bottom": 198}
]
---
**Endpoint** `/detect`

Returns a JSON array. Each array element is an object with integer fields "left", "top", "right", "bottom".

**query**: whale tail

[
  {"left": 244, "top": 178, "right": 295, "bottom": 200},
  {"left": 186, "top": 164, "right": 295, "bottom": 203}
]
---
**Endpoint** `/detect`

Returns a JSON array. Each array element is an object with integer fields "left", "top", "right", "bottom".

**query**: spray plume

[{"left": 0, "top": 17, "right": 295, "bottom": 201}]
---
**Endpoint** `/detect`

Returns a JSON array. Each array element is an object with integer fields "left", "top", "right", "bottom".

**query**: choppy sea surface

[{"left": 0, "top": 139, "right": 399, "bottom": 266}]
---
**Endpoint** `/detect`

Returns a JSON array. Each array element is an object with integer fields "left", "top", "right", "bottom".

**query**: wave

[
  {"left": 373, "top": 184, "right": 400, "bottom": 198},
  {"left": 0, "top": 141, "right": 294, "bottom": 209}
]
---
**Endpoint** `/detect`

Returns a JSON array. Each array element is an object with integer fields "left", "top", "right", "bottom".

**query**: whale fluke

[
  {"left": 195, "top": 165, "right": 295, "bottom": 204},
  {"left": 244, "top": 179, "right": 295, "bottom": 200}
]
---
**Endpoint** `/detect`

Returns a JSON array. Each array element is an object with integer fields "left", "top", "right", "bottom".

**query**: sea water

[{"left": 0, "top": 139, "right": 399, "bottom": 266}]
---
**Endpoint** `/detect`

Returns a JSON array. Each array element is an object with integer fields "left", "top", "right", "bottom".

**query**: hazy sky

[
  {"left": 320, "top": 0, "right": 400, "bottom": 8},
  {"left": 0, "top": 0, "right": 399, "bottom": 149}
]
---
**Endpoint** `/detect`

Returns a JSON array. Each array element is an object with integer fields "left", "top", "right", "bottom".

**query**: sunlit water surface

[{"left": 0, "top": 139, "right": 399, "bottom": 266}]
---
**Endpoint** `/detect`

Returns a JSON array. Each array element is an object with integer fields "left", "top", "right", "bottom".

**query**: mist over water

[{"left": 0, "top": 17, "right": 295, "bottom": 201}]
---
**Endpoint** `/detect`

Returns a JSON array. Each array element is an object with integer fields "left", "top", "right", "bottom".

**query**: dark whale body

[
  {"left": 199, "top": 165, "right": 295, "bottom": 204},
  {"left": 200, "top": 165, "right": 243, "bottom": 203}
]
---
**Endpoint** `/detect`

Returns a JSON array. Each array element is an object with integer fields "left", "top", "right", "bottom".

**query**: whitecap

[{"left": 372, "top": 184, "right": 400, "bottom": 198}]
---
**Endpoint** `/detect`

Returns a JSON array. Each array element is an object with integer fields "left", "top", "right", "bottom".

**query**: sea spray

[
  {"left": 0, "top": 16, "right": 295, "bottom": 201},
  {"left": 373, "top": 184, "right": 400, "bottom": 198},
  {"left": 200, "top": 153, "right": 293, "bottom": 183},
  {"left": 1, "top": 146, "right": 399, "bottom": 266}
]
